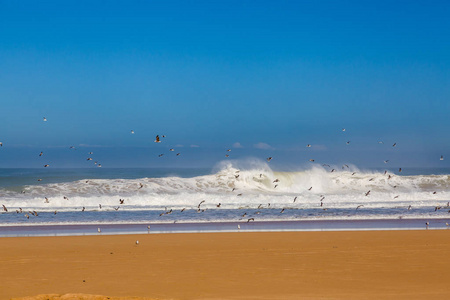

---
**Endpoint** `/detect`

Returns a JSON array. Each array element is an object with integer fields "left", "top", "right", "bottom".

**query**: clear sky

[{"left": 0, "top": 0, "right": 449, "bottom": 169}]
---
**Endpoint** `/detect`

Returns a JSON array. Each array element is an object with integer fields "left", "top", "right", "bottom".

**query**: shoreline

[
  {"left": 1, "top": 217, "right": 449, "bottom": 237},
  {"left": 2, "top": 230, "right": 450, "bottom": 299}
]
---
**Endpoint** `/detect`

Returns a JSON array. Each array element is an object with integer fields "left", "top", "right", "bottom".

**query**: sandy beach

[{"left": 1, "top": 230, "right": 450, "bottom": 300}]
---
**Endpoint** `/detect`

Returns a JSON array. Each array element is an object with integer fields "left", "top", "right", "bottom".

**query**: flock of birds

[{"left": 0, "top": 119, "right": 449, "bottom": 230}]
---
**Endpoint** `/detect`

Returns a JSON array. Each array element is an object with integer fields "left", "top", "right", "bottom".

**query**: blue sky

[{"left": 0, "top": 0, "right": 449, "bottom": 168}]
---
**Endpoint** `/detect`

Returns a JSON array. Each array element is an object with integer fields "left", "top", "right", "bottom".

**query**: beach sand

[{"left": 1, "top": 230, "right": 450, "bottom": 300}]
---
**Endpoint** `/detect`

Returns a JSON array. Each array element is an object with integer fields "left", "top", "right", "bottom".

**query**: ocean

[{"left": 1, "top": 162, "right": 449, "bottom": 236}]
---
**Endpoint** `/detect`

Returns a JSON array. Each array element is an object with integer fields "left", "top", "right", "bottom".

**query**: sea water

[{"left": 1, "top": 162, "right": 449, "bottom": 235}]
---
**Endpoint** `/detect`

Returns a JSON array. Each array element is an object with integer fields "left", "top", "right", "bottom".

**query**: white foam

[{"left": 1, "top": 162, "right": 449, "bottom": 212}]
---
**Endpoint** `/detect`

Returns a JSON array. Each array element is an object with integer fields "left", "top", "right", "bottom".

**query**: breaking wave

[{"left": 1, "top": 161, "right": 449, "bottom": 213}]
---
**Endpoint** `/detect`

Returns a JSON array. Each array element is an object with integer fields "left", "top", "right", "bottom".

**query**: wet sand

[
  {"left": 2, "top": 230, "right": 450, "bottom": 300},
  {"left": 2, "top": 218, "right": 450, "bottom": 237}
]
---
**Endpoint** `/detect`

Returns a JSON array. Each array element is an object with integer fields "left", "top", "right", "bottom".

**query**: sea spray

[{"left": 0, "top": 161, "right": 449, "bottom": 225}]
